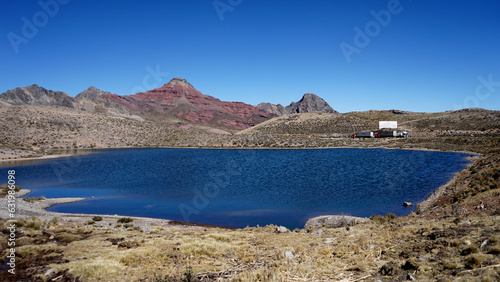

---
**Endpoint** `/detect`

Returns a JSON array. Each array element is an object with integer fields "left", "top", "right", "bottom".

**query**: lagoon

[{"left": 1, "top": 148, "right": 470, "bottom": 229}]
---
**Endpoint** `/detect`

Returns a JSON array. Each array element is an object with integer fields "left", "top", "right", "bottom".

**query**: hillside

[
  {"left": 2, "top": 105, "right": 500, "bottom": 161},
  {"left": 238, "top": 109, "right": 500, "bottom": 137},
  {"left": 0, "top": 106, "right": 234, "bottom": 156}
]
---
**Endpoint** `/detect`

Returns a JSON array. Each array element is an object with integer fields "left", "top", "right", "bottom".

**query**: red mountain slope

[{"left": 104, "top": 78, "right": 275, "bottom": 130}]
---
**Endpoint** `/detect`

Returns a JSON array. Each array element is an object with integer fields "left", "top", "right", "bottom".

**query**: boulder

[
  {"left": 275, "top": 226, "right": 289, "bottom": 233},
  {"left": 304, "top": 215, "right": 370, "bottom": 229}
]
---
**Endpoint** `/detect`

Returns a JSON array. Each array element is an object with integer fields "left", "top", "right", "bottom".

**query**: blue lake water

[{"left": 0, "top": 148, "right": 470, "bottom": 229}]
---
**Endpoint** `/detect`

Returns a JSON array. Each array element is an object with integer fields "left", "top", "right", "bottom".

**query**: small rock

[
  {"left": 324, "top": 238, "right": 335, "bottom": 244},
  {"left": 402, "top": 259, "right": 419, "bottom": 271},
  {"left": 481, "top": 239, "right": 488, "bottom": 249},
  {"left": 346, "top": 226, "right": 355, "bottom": 231},
  {"left": 459, "top": 219, "right": 472, "bottom": 226},
  {"left": 276, "top": 226, "right": 289, "bottom": 233},
  {"left": 285, "top": 251, "right": 294, "bottom": 259},
  {"left": 312, "top": 229, "right": 323, "bottom": 235},
  {"left": 305, "top": 215, "right": 370, "bottom": 229},
  {"left": 106, "top": 237, "right": 125, "bottom": 245},
  {"left": 406, "top": 273, "right": 416, "bottom": 280},
  {"left": 117, "top": 241, "right": 139, "bottom": 249},
  {"left": 366, "top": 244, "right": 376, "bottom": 251},
  {"left": 403, "top": 202, "right": 412, "bottom": 207},
  {"left": 42, "top": 229, "right": 55, "bottom": 237},
  {"left": 44, "top": 268, "right": 59, "bottom": 279},
  {"left": 379, "top": 262, "right": 396, "bottom": 276}
]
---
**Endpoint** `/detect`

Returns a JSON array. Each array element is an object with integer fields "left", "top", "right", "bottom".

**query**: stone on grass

[
  {"left": 276, "top": 226, "right": 289, "bottom": 233},
  {"left": 305, "top": 215, "right": 370, "bottom": 229}
]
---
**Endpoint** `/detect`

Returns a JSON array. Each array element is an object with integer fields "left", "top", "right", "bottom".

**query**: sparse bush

[
  {"left": 92, "top": 216, "right": 103, "bottom": 221},
  {"left": 0, "top": 184, "right": 22, "bottom": 197},
  {"left": 49, "top": 216, "right": 59, "bottom": 226},
  {"left": 465, "top": 254, "right": 484, "bottom": 269},
  {"left": 487, "top": 245, "right": 500, "bottom": 255},
  {"left": 85, "top": 220, "right": 95, "bottom": 225},
  {"left": 148, "top": 266, "right": 197, "bottom": 282},
  {"left": 370, "top": 214, "right": 386, "bottom": 224},
  {"left": 24, "top": 217, "right": 42, "bottom": 230},
  {"left": 385, "top": 213, "right": 397, "bottom": 220},
  {"left": 461, "top": 245, "right": 478, "bottom": 256},
  {"left": 22, "top": 196, "right": 45, "bottom": 203},
  {"left": 442, "top": 259, "right": 459, "bottom": 270},
  {"left": 117, "top": 217, "right": 133, "bottom": 224}
]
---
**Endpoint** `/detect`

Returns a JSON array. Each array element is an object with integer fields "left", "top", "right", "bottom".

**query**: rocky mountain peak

[
  {"left": 0, "top": 84, "right": 76, "bottom": 108},
  {"left": 256, "top": 93, "right": 337, "bottom": 116},
  {"left": 165, "top": 77, "right": 193, "bottom": 88},
  {"left": 301, "top": 93, "right": 319, "bottom": 100},
  {"left": 76, "top": 86, "right": 108, "bottom": 100},
  {"left": 291, "top": 93, "right": 336, "bottom": 114}
]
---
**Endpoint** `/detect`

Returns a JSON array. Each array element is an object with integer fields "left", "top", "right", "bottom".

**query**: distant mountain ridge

[
  {"left": 0, "top": 78, "right": 276, "bottom": 131},
  {"left": 256, "top": 93, "right": 337, "bottom": 116},
  {"left": 0, "top": 84, "right": 76, "bottom": 108}
]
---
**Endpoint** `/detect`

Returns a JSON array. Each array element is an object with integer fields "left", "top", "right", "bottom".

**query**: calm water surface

[{"left": 0, "top": 148, "right": 470, "bottom": 229}]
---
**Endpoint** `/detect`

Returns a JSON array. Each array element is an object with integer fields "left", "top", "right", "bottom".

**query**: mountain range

[{"left": 0, "top": 78, "right": 336, "bottom": 132}]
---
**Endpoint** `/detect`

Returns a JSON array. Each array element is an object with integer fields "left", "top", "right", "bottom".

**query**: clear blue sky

[{"left": 1, "top": 0, "right": 499, "bottom": 112}]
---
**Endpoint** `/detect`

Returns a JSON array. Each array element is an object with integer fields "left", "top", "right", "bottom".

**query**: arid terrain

[
  {"left": 1, "top": 105, "right": 500, "bottom": 161},
  {"left": 1, "top": 83, "right": 500, "bottom": 280}
]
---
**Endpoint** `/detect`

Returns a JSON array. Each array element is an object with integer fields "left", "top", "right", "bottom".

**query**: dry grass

[{"left": 2, "top": 212, "right": 499, "bottom": 281}]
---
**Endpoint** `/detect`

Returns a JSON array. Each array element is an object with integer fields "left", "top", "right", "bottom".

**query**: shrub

[
  {"left": 385, "top": 213, "right": 397, "bottom": 220},
  {"left": 56, "top": 232, "right": 83, "bottom": 244},
  {"left": 92, "top": 216, "right": 103, "bottom": 221},
  {"left": 487, "top": 245, "right": 500, "bottom": 255},
  {"left": 460, "top": 245, "right": 478, "bottom": 256},
  {"left": 117, "top": 217, "right": 133, "bottom": 224},
  {"left": 24, "top": 217, "right": 42, "bottom": 230},
  {"left": 370, "top": 214, "right": 386, "bottom": 224},
  {"left": 0, "top": 184, "right": 21, "bottom": 197},
  {"left": 465, "top": 254, "right": 484, "bottom": 269},
  {"left": 22, "top": 196, "right": 45, "bottom": 203}
]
